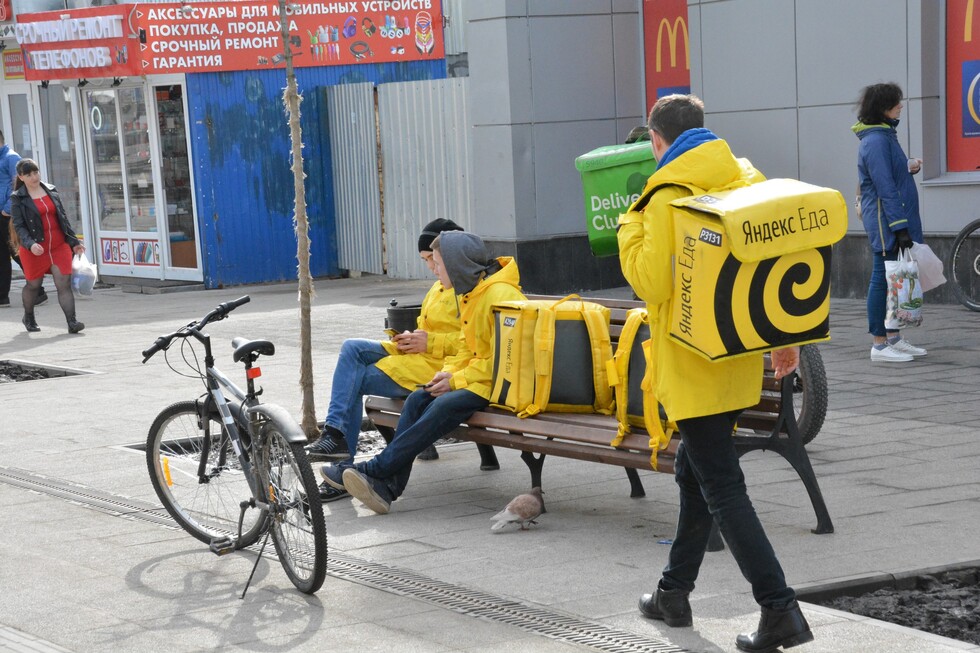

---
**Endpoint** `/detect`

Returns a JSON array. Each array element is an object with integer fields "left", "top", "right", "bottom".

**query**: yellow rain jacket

[
  {"left": 376, "top": 280, "right": 463, "bottom": 390},
  {"left": 442, "top": 256, "right": 525, "bottom": 399},
  {"left": 617, "top": 139, "right": 765, "bottom": 422}
]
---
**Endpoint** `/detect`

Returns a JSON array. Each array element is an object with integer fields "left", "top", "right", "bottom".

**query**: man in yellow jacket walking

[
  {"left": 321, "top": 231, "right": 525, "bottom": 514},
  {"left": 618, "top": 94, "right": 813, "bottom": 653}
]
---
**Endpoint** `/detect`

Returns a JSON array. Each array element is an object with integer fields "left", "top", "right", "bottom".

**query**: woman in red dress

[{"left": 10, "top": 158, "right": 86, "bottom": 333}]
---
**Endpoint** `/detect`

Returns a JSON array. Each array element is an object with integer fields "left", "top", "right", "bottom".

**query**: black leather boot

[
  {"left": 22, "top": 312, "right": 40, "bottom": 333},
  {"left": 67, "top": 315, "right": 85, "bottom": 334},
  {"left": 735, "top": 601, "right": 813, "bottom": 652},
  {"left": 638, "top": 586, "right": 692, "bottom": 627},
  {"left": 416, "top": 444, "right": 439, "bottom": 460}
]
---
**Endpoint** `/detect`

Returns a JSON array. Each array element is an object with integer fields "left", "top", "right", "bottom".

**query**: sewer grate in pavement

[
  {"left": 0, "top": 359, "right": 97, "bottom": 384},
  {"left": 0, "top": 465, "right": 687, "bottom": 653}
]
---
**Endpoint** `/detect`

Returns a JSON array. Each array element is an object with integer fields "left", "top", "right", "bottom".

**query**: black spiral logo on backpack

[{"left": 714, "top": 246, "right": 832, "bottom": 354}]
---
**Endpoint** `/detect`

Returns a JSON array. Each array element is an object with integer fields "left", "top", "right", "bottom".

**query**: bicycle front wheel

[
  {"left": 949, "top": 219, "right": 980, "bottom": 312},
  {"left": 147, "top": 401, "right": 266, "bottom": 547},
  {"left": 258, "top": 421, "right": 327, "bottom": 594}
]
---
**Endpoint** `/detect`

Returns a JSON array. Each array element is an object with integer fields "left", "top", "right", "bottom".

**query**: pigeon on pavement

[{"left": 490, "top": 487, "right": 544, "bottom": 532}]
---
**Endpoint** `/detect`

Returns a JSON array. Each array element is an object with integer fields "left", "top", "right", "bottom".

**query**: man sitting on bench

[{"left": 319, "top": 231, "right": 525, "bottom": 514}]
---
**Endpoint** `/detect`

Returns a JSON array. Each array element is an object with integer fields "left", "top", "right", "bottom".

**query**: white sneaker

[
  {"left": 870, "top": 345, "right": 913, "bottom": 362},
  {"left": 888, "top": 338, "right": 927, "bottom": 357}
]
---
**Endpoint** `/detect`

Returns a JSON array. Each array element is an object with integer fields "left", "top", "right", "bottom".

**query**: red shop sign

[
  {"left": 135, "top": 0, "right": 444, "bottom": 74},
  {"left": 16, "top": 5, "right": 142, "bottom": 81}
]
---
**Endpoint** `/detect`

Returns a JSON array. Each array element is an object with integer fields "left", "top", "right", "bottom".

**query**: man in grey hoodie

[{"left": 320, "top": 232, "right": 525, "bottom": 514}]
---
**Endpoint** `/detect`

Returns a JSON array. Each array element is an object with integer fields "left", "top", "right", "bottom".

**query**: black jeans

[
  {"left": 660, "top": 409, "right": 796, "bottom": 609},
  {"left": 1, "top": 213, "right": 14, "bottom": 302}
]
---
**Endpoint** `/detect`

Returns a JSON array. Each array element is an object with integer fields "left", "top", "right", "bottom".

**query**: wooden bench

[{"left": 365, "top": 296, "right": 834, "bottom": 537}]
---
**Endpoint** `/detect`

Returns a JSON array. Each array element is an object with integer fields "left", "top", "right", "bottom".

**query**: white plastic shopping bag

[
  {"left": 884, "top": 249, "right": 923, "bottom": 329},
  {"left": 71, "top": 252, "right": 98, "bottom": 299},
  {"left": 909, "top": 242, "right": 946, "bottom": 292}
]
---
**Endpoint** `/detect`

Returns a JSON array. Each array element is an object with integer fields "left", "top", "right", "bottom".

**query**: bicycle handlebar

[{"left": 141, "top": 295, "right": 250, "bottom": 363}]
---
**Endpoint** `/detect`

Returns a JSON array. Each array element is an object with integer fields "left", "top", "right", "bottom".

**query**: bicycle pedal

[{"left": 209, "top": 536, "right": 236, "bottom": 556}]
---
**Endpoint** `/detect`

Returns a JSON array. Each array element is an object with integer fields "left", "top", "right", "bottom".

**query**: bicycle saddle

[{"left": 231, "top": 337, "right": 275, "bottom": 363}]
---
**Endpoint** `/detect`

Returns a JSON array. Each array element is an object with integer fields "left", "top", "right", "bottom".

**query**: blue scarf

[{"left": 657, "top": 127, "right": 719, "bottom": 169}]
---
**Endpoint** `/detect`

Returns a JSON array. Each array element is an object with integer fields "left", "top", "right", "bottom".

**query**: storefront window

[
  {"left": 123, "top": 88, "right": 156, "bottom": 232},
  {"left": 38, "top": 84, "right": 81, "bottom": 240},
  {"left": 85, "top": 90, "right": 124, "bottom": 232},
  {"left": 156, "top": 85, "right": 197, "bottom": 269},
  {"left": 84, "top": 87, "right": 156, "bottom": 234},
  {"left": 6, "top": 94, "right": 34, "bottom": 160}
]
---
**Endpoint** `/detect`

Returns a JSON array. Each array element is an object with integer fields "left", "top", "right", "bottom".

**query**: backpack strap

[
  {"left": 581, "top": 308, "right": 614, "bottom": 415},
  {"left": 609, "top": 308, "right": 646, "bottom": 446},
  {"left": 519, "top": 306, "right": 557, "bottom": 418}
]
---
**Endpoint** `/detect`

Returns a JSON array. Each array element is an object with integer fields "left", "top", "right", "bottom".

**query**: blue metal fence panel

[{"left": 185, "top": 60, "right": 446, "bottom": 288}]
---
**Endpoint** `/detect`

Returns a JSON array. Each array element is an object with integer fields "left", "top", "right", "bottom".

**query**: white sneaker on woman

[
  {"left": 870, "top": 345, "right": 913, "bottom": 362},
  {"left": 889, "top": 339, "right": 927, "bottom": 357}
]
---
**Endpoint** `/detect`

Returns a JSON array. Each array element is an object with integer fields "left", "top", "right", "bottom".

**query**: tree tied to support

[{"left": 278, "top": 0, "right": 317, "bottom": 438}]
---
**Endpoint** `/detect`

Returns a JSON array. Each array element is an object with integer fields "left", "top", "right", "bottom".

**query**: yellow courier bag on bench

[
  {"left": 667, "top": 179, "right": 846, "bottom": 361},
  {"left": 490, "top": 296, "right": 614, "bottom": 417}
]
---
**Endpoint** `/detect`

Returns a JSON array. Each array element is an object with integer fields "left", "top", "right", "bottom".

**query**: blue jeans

[
  {"left": 867, "top": 250, "right": 899, "bottom": 338},
  {"left": 325, "top": 339, "right": 411, "bottom": 453},
  {"left": 357, "top": 388, "right": 488, "bottom": 501},
  {"left": 661, "top": 410, "right": 796, "bottom": 610}
]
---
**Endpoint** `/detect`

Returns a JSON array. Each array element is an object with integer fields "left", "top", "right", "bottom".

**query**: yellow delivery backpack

[
  {"left": 490, "top": 295, "right": 614, "bottom": 417},
  {"left": 666, "top": 178, "right": 846, "bottom": 360},
  {"left": 605, "top": 307, "right": 675, "bottom": 470}
]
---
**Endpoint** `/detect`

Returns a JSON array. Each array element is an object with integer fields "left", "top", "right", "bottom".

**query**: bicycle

[
  {"left": 142, "top": 296, "right": 327, "bottom": 594},
  {"left": 948, "top": 218, "right": 980, "bottom": 311}
]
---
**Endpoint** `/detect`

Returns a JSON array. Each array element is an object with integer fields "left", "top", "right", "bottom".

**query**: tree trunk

[{"left": 278, "top": 1, "right": 318, "bottom": 439}]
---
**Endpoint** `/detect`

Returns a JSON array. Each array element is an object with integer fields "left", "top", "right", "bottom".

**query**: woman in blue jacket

[{"left": 853, "top": 82, "right": 926, "bottom": 363}]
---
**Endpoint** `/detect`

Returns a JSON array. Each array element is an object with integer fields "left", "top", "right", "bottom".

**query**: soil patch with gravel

[
  {"left": 0, "top": 361, "right": 51, "bottom": 383},
  {"left": 819, "top": 568, "right": 980, "bottom": 645}
]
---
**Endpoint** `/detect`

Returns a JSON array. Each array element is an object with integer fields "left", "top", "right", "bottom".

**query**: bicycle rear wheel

[
  {"left": 147, "top": 401, "right": 266, "bottom": 547},
  {"left": 258, "top": 421, "right": 327, "bottom": 594},
  {"left": 949, "top": 219, "right": 980, "bottom": 312},
  {"left": 793, "top": 344, "right": 827, "bottom": 445}
]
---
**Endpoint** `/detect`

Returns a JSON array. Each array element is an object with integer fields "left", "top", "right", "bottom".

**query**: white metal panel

[
  {"left": 378, "top": 78, "right": 471, "bottom": 280},
  {"left": 442, "top": 0, "right": 467, "bottom": 55},
  {"left": 327, "top": 82, "right": 383, "bottom": 275}
]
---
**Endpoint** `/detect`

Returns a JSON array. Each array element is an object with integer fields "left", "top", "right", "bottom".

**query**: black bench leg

[
  {"left": 775, "top": 375, "right": 834, "bottom": 535},
  {"left": 706, "top": 520, "right": 725, "bottom": 552},
  {"left": 625, "top": 467, "right": 645, "bottom": 498},
  {"left": 477, "top": 443, "right": 500, "bottom": 471},
  {"left": 519, "top": 450, "right": 547, "bottom": 513},
  {"left": 375, "top": 423, "right": 395, "bottom": 445},
  {"left": 775, "top": 435, "right": 835, "bottom": 535}
]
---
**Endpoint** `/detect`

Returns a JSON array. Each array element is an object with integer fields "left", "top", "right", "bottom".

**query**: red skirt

[{"left": 19, "top": 242, "right": 73, "bottom": 281}]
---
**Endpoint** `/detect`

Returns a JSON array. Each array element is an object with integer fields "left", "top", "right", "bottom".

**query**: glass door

[
  {"left": 155, "top": 85, "right": 199, "bottom": 273},
  {"left": 37, "top": 84, "right": 84, "bottom": 244},
  {"left": 5, "top": 92, "right": 35, "bottom": 161},
  {"left": 83, "top": 86, "right": 162, "bottom": 277}
]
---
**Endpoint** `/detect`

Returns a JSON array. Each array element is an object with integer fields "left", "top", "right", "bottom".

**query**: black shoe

[
  {"left": 307, "top": 434, "right": 351, "bottom": 460},
  {"left": 318, "top": 481, "right": 350, "bottom": 503},
  {"left": 0, "top": 297, "right": 9, "bottom": 308},
  {"left": 416, "top": 444, "right": 439, "bottom": 460},
  {"left": 35, "top": 289, "right": 48, "bottom": 306},
  {"left": 638, "top": 586, "right": 693, "bottom": 627},
  {"left": 735, "top": 601, "right": 813, "bottom": 652},
  {"left": 67, "top": 316, "right": 85, "bottom": 334},
  {"left": 22, "top": 313, "right": 39, "bottom": 332}
]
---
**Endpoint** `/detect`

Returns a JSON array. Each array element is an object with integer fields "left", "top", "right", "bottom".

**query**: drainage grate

[{"left": 0, "top": 465, "right": 687, "bottom": 653}]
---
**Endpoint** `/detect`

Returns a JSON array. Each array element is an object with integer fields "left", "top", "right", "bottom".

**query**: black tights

[{"left": 24, "top": 268, "right": 75, "bottom": 322}]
